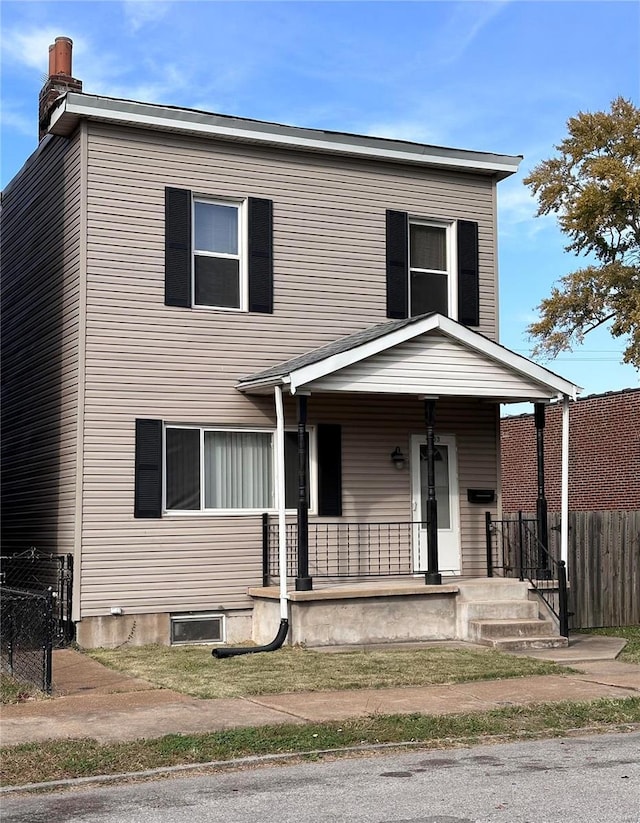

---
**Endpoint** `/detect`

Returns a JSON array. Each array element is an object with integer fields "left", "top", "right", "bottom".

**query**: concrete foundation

[
  {"left": 249, "top": 582, "right": 460, "bottom": 646},
  {"left": 74, "top": 580, "right": 564, "bottom": 651},
  {"left": 249, "top": 578, "right": 565, "bottom": 649},
  {"left": 75, "top": 610, "right": 252, "bottom": 649}
]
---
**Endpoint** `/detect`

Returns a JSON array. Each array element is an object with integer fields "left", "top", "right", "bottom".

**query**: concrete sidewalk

[{"left": 1, "top": 637, "right": 638, "bottom": 747}]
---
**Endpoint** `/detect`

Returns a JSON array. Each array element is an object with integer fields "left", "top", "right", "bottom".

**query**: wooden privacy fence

[{"left": 504, "top": 511, "right": 639, "bottom": 629}]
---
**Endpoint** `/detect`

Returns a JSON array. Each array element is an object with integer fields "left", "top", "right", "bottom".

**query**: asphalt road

[{"left": 3, "top": 731, "right": 639, "bottom": 822}]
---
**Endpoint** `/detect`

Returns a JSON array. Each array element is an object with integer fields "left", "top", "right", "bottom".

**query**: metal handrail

[
  {"left": 519, "top": 517, "right": 569, "bottom": 637},
  {"left": 485, "top": 512, "right": 569, "bottom": 638}
]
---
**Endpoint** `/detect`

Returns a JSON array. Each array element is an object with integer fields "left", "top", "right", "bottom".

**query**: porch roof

[{"left": 236, "top": 314, "right": 582, "bottom": 402}]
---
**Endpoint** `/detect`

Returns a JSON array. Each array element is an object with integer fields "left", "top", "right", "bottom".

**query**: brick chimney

[{"left": 38, "top": 37, "right": 83, "bottom": 140}]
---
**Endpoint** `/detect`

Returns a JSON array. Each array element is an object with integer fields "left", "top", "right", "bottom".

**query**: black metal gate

[
  {"left": 0, "top": 549, "right": 74, "bottom": 646},
  {"left": 0, "top": 549, "right": 75, "bottom": 695}
]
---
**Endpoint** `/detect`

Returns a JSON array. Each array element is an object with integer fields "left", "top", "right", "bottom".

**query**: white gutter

[
  {"left": 274, "top": 386, "right": 289, "bottom": 621},
  {"left": 560, "top": 396, "right": 570, "bottom": 567},
  {"left": 47, "top": 94, "right": 522, "bottom": 179}
]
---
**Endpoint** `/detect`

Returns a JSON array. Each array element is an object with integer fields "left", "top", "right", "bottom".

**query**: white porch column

[
  {"left": 561, "top": 395, "right": 570, "bottom": 568},
  {"left": 274, "top": 386, "right": 288, "bottom": 620}
]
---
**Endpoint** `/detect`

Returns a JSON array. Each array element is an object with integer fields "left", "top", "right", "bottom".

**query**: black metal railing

[
  {"left": 0, "top": 549, "right": 74, "bottom": 646},
  {"left": 263, "top": 514, "right": 427, "bottom": 582},
  {"left": 486, "top": 511, "right": 569, "bottom": 637},
  {"left": 0, "top": 587, "right": 55, "bottom": 694}
]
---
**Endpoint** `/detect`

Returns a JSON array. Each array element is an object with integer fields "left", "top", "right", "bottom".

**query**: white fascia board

[
  {"left": 287, "top": 315, "right": 581, "bottom": 397},
  {"left": 48, "top": 95, "right": 521, "bottom": 178},
  {"left": 435, "top": 316, "right": 582, "bottom": 398}
]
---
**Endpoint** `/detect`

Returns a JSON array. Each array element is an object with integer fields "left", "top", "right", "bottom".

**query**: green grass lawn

[
  {"left": 0, "top": 675, "right": 45, "bottom": 705},
  {"left": 578, "top": 626, "right": 640, "bottom": 664},
  {"left": 85, "top": 644, "right": 567, "bottom": 699},
  {"left": 2, "top": 697, "right": 639, "bottom": 787}
]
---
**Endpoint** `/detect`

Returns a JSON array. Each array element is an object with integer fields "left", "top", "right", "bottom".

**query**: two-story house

[{"left": 1, "top": 38, "right": 580, "bottom": 650}]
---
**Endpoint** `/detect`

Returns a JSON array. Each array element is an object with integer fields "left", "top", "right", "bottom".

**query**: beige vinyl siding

[
  {"left": 307, "top": 334, "right": 553, "bottom": 399},
  {"left": 0, "top": 134, "right": 82, "bottom": 556},
  {"left": 79, "top": 124, "right": 500, "bottom": 617},
  {"left": 310, "top": 395, "right": 498, "bottom": 579}
]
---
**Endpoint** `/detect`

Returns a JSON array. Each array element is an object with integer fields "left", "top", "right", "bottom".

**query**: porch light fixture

[{"left": 390, "top": 447, "right": 406, "bottom": 470}]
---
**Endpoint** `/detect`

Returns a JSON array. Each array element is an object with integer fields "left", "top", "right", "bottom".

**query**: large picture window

[
  {"left": 193, "top": 200, "right": 244, "bottom": 310},
  {"left": 165, "top": 426, "right": 311, "bottom": 513}
]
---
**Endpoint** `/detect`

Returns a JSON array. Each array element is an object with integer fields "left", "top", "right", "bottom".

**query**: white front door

[{"left": 411, "top": 434, "right": 461, "bottom": 575}]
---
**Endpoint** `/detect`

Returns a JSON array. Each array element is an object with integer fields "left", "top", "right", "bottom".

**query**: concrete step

[
  {"left": 461, "top": 600, "right": 539, "bottom": 622},
  {"left": 470, "top": 618, "right": 555, "bottom": 640},
  {"left": 456, "top": 579, "right": 531, "bottom": 602},
  {"left": 489, "top": 635, "right": 569, "bottom": 651}
]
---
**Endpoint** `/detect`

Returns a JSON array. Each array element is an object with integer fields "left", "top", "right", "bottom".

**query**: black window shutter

[
  {"left": 386, "top": 210, "right": 409, "bottom": 319},
  {"left": 317, "top": 424, "right": 342, "bottom": 516},
  {"left": 457, "top": 220, "right": 480, "bottom": 326},
  {"left": 248, "top": 197, "right": 273, "bottom": 313},
  {"left": 165, "top": 187, "right": 192, "bottom": 308},
  {"left": 134, "top": 419, "right": 163, "bottom": 518}
]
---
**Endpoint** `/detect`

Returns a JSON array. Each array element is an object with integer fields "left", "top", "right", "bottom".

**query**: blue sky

[{"left": 2, "top": 0, "right": 638, "bottom": 399}]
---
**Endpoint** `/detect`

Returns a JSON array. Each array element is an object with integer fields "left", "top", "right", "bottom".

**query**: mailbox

[{"left": 467, "top": 489, "right": 496, "bottom": 504}]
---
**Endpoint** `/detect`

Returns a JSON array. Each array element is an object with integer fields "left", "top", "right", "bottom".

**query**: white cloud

[
  {"left": 361, "top": 119, "right": 444, "bottom": 146},
  {"left": 85, "top": 60, "right": 188, "bottom": 104},
  {"left": 0, "top": 106, "right": 34, "bottom": 138},
  {"left": 122, "top": 1, "right": 172, "bottom": 33},
  {"left": 498, "top": 179, "right": 554, "bottom": 238},
  {"left": 436, "top": 1, "right": 510, "bottom": 66},
  {"left": 1, "top": 26, "right": 88, "bottom": 75}
]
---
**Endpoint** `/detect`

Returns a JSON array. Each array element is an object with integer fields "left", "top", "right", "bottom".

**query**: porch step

[
  {"left": 461, "top": 600, "right": 539, "bottom": 623},
  {"left": 469, "top": 618, "right": 568, "bottom": 651},
  {"left": 488, "top": 635, "right": 569, "bottom": 651},
  {"left": 456, "top": 579, "right": 532, "bottom": 602},
  {"left": 471, "top": 618, "right": 555, "bottom": 640}
]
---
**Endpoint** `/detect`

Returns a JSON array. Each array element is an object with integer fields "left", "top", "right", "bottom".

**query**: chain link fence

[
  {"left": 1, "top": 587, "right": 54, "bottom": 693},
  {"left": 0, "top": 549, "right": 74, "bottom": 695}
]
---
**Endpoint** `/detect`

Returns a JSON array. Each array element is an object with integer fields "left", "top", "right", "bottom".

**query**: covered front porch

[{"left": 236, "top": 313, "right": 580, "bottom": 651}]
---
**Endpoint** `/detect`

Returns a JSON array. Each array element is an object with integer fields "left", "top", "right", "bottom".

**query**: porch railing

[
  {"left": 262, "top": 514, "right": 428, "bottom": 583},
  {"left": 486, "top": 511, "right": 569, "bottom": 637}
]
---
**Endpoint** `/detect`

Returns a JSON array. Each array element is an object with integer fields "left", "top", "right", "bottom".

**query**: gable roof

[
  {"left": 47, "top": 93, "right": 521, "bottom": 180},
  {"left": 237, "top": 314, "right": 581, "bottom": 402}
]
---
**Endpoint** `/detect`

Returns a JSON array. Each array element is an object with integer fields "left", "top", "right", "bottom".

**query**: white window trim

[
  {"left": 163, "top": 424, "right": 317, "bottom": 516},
  {"left": 191, "top": 197, "right": 248, "bottom": 312},
  {"left": 408, "top": 217, "right": 458, "bottom": 321}
]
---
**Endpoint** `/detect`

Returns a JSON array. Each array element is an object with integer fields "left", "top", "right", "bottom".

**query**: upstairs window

[
  {"left": 409, "top": 221, "right": 451, "bottom": 317},
  {"left": 386, "top": 210, "right": 479, "bottom": 326},
  {"left": 193, "top": 201, "right": 244, "bottom": 310},
  {"left": 165, "top": 188, "right": 273, "bottom": 313}
]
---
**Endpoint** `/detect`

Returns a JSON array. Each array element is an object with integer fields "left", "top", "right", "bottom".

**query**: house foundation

[{"left": 248, "top": 577, "right": 566, "bottom": 649}]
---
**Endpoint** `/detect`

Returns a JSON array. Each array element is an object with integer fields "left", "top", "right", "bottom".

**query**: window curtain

[{"left": 204, "top": 431, "right": 273, "bottom": 508}]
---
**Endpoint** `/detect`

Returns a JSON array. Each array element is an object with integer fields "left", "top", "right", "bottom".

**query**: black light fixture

[{"left": 390, "top": 446, "right": 406, "bottom": 470}]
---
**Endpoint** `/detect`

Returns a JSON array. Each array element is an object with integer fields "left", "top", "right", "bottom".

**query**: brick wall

[{"left": 501, "top": 388, "right": 640, "bottom": 512}]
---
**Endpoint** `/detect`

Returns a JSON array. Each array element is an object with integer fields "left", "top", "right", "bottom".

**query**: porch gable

[{"left": 237, "top": 313, "right": 581, "bottom": 402}]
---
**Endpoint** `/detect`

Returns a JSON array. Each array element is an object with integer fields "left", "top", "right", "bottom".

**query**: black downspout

[
  {"left": 261, "top": 512, "right": 270, "bottom": 588},
  {"left": 424, "top": 399, "right": 442, "bottom": 585},
  {"left": 485, "top": 511, "right": 493, "bottom": 578},
  {"left": 212, "top": 618, "right": 289, "bottom": 659},
  {"left": 534, "top": 402, "right": 549, "bottom": 570},
  {"left": 295, "top": 394, "right": 312, "bottom": 591}
]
